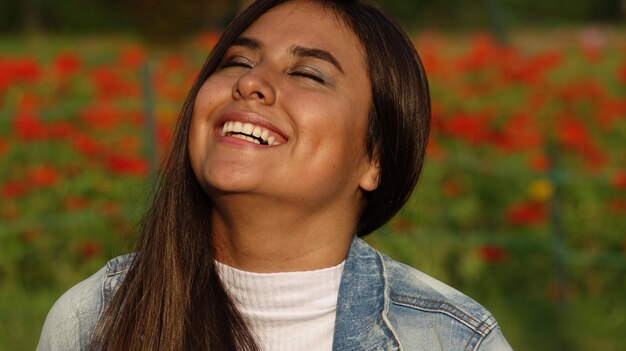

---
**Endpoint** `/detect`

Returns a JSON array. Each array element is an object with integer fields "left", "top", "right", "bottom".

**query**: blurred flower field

[{"left": 1, "top": 28, "right": 625, "bottom": 350}]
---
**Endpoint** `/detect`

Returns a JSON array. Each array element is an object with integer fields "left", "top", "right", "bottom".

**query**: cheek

[
  {"left": 296, "top": 98, "right": 370, "bottom": 170},
  {"left": 187, "top": 119, "right": 206, "bottom": 189},
  {"left": 188, "top": 77, "right": 232, "bottom": 152},
  {"left": 188, "top": 87, "right": 216, "bottom": 177},
  {"left": 194, "top": 78, "right": 228, "bottom": 117},
  {"left": 188, "top": 117, "right": 203, "bottom": 160}
]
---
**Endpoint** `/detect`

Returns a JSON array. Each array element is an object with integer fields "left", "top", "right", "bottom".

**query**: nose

[{"left": 232, "top": 67, "right": 276, "bottom": 105}]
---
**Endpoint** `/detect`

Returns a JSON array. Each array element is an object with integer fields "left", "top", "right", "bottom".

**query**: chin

[{"left": 198, "top": 166, "right": 262, "bottom": 196}]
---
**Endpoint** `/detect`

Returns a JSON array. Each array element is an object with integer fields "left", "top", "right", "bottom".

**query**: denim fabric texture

[{"left": 37, "top": 237, "right": 512, "bottom": 350}]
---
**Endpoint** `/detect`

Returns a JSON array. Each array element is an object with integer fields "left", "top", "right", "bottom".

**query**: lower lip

[{"left": 213, "top": 129, "right": 275, "bottom": 148}]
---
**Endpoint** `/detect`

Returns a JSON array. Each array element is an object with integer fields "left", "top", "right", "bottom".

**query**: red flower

[
  {"left": 506, "top": 202, "right": 547, "bottom": 226},
  {"left": 417, "top": 49, "right": 440, "bottom": 76},
  {"left": 13, "top": 111, "right": 46, "bottom": 141},
  {"left": 1, "top": 204, "right": 20, "bottom": 220},
  {"left": 78, "top": 240, "right": 102, "bottom": 259},
  {"left": 557, "top": 118, "right": 607, "bottom": 172},
  {"left": 442, "top": 179, "right": 464, "bottom": 197},
  {"left": 21, "top": 229, "right": 42, "bottom": 244},
  {"left": 48, "top": 121, "right": 76, "bottom": 139},
  {"left": 558, "top": 79, "right": 605, "bottom": 102},
  {"left": 458, "top": 34, "right": 502, "bottom": 72},
  {"left": 502, "top": 50, "right": 562, "bottom": 85},
  {"left": 440, "top": 112, "right": 492, "bottom": 144},
  {"left": 478, "top": 245, "right": 507, "bottom": 263},
  {"left": 100, "top": 201, "right": 122, "bottom": 216},
  {"left": 28, "top": 165, "right": 60, "bottom": 187},
  {"left": 119, "top": 46, "right": 146, "bottom": 70},
  {"left": 197, "top": 31, "right": 221, "bottom": 50},
  {"left": 19, "top": 93, "right": 38, "bottom": 109},
  {"left": 425, "top": 137, "right": 446, "bottom": 160},
  {"left": 597, "top": 99, "right": 626, "bottom": 128},
  {"left": 53, "top": 52, "right": 81, "bottom": 76},
  {"left": 157, "top": 122, "right": 173, "bottom": 148},
  {"left": 90, "top": 66, "right": 140, "bottom": 100},
  {"left": 80, "top": 104, "right": 119, "bottom": 130},
  {"left": 2, "top": 181, "right": 27, "bottom": 198},
  {"left": 106, "top": 155, "right": 149, "bottom": 176},
  {"left": 0, "top": 138, "right": 8, "bottom": 157},
  {"left": 12, "top": 58, "right": 42, "bottom": 83},
  {"left": 492, "top": 112, "right": 543, "bottom": 152},
  {"left": 528, "top": 154, "right": 551, "bottom": 172},
  {"left": 583, "top": 150, "right": 607, "bottom": 172},
  {"left": 608, "top": 199, "right": 626, "bottom": 215},
  {"left": 0, "top": 59, "right": 11, "bottom": 92},
  {"left": 613, "top": 171, "right": 626, "bottom": 190},
  {"left": 64, "top": 196, "right": 89, "bottom": 211},
  {"left": 162, "top": 55, "right": 185, "bottom": 71},
  {"left": 127, "top": 111, "right": 146, "bottom": 126},
  {"left": 73, "top": 134, "right": 104, "bottom": 157},
  {"left": 115, "top": 135, "right": 142, "bottom": 155},
  {"left": 557, "top": 119, "right": 593, "bottom": 151},
  {"left": 0, "top": 58, "right": 41, "bottom": 90}
]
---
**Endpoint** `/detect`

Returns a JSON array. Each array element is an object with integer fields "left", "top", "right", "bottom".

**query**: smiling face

[{"left": 188, "top": 0, "right": 379, "bottom": 215}]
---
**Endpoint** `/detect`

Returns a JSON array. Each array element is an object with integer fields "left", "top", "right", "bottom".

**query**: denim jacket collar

[{"left": 332, "top": 237, "right": 401, "bottom": 351}]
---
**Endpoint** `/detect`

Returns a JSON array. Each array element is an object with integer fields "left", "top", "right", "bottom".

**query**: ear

[{"left": 359, "top": 156, "right": 380, "bottom": 192}]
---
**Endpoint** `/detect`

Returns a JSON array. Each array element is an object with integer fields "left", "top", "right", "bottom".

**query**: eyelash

[
  {"left": 220, "top": 57, "right": 253, "bottom": 69},
  {"left": 288, "top": 70, "right": 326, "bottom": 84},
  {"left": 220, "top": 56, "right": 327, "bottom": 85}
]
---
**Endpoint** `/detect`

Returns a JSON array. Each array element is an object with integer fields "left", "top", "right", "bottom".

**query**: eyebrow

[
  {"left": 232, "top": 36, "right": 262, "bottom": 51},
  {"left": 231, "top": 36, "right": 344, "bottom": 74},
  {"left": 289, "top": 45, "right": 344, "bottom": 74}
]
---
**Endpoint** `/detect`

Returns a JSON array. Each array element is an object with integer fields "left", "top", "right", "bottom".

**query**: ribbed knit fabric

[{"left": 216, "top": 260, "right": 345, "bottom": 351}]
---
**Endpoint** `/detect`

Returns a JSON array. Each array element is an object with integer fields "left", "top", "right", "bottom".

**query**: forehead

[{"left": 240, "top": 0, "right": 367, "bottom": 68}]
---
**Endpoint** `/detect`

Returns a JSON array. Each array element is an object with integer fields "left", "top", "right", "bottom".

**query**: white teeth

[
  {"left": 242, "top": 123, "right": 253, "bottom": 135},
  {"left": 231, "top": 134, "right": 261, "bottom": 144},
  {"left": 220, "top": 121, "right": 280, "bottom": 145}
]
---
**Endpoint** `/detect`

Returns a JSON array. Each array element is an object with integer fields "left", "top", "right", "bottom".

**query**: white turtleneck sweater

[{"left": 216, "top": 260, "right": 345, "bottom": 351}]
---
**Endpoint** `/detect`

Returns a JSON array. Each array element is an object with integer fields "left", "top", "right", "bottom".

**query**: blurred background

[{"left": 1, "top": 0, "right": 625, "bottom": 350}]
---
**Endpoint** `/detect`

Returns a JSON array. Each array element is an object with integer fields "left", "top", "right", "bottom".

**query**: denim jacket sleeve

[
  {"left": 36, "top": 265, "right": 106, "bottom": 351},
  {"left": 334, "top": 237, "right": 514, "bottom": 351},
  {"left": 37, "top": 254, "right": 134, "bottom": 351},
  {"left": 478, "top": 326, "right": 512, "bottom": 350}
]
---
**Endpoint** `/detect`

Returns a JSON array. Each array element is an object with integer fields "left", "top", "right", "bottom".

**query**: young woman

[{"left": 38, "top": 0, "right": 513, "bottom": 350}]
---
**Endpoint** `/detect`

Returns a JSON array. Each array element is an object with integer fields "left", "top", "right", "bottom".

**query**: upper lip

[{"left": 214, "top": 110, "right": 289, "bottom": 142}]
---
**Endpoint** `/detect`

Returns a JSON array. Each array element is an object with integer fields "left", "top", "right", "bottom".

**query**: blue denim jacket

[{"left": 38, "top": 237, "right": 512, "bottom": 350}]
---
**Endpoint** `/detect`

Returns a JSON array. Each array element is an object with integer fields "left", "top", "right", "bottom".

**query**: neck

[{"left": 210, "top": 193, "right": 358, "bottom": 273}]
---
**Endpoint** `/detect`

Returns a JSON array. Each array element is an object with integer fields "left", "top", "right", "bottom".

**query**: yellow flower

[{"left": 528, "top": 179, "right": 554, "bottom": 202}]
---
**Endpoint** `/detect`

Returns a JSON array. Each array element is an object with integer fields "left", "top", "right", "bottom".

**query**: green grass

[{"left": 0, "top": 284, "right": 64, "bottom": 351}]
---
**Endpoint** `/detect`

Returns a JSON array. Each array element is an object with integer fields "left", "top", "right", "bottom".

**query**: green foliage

[
  {"left": 0, "top": 0, "right": 133, "bottom": 33},
  {"left": 377, "top": 0, "right": 625, "bottom": 31},
  {"left": 1, "top": 26, "right": 626, "bottom": 350},
  {"left": 1, "top": 0, "right": 624, "bottom": 36}
]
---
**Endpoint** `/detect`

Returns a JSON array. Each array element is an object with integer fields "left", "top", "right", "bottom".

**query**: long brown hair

[{"left": 90, "top": 0, "right": 430, "bottom": 350}]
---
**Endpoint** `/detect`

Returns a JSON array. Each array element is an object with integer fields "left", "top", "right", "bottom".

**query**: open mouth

[{"left": 221, "top": 121, "right": 279, "bottom": 146}]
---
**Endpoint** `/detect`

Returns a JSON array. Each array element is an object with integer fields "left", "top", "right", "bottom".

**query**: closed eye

[
  {"left": 219, "top": 56, "right": 254, "bottom": 70},
  {"left": 289, "top": 71, "right": 326, "bottom": 84},
  {"left": 288, "top": 65, "right": 329, "bottom": 85}
]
